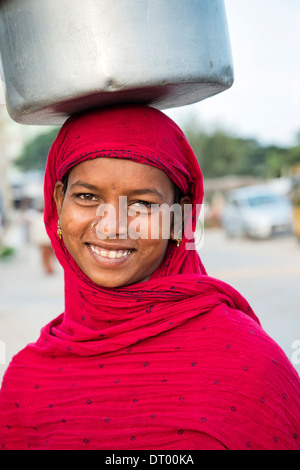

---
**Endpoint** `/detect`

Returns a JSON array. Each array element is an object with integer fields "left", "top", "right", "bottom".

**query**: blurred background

[{"left": 0, "top": 0, "right": 300, "bottom": 380}]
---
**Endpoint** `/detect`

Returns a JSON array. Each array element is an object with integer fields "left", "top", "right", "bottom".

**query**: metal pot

[{"left": 0, "top": 0, "right": 233, "bottom": 125}]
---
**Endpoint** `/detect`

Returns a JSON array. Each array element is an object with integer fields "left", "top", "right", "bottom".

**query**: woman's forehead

[{"left": 67, "top": 157, "right": 175, "bottom": 194}]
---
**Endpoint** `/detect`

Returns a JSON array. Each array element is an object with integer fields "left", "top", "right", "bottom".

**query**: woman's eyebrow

[
  {"left": 130, "top": 188, "right": 165, "bottom": 199},
  {"left": 70, "top": 181, "right": 166, "bottom": 199},
  {"left": 70, "top": 181, "right": 99, "bottom": 191}
]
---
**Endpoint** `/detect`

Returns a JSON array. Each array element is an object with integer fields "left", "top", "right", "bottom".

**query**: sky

[
  {"left": 1, "top": 0, "right": 300, "bottom": 148},
  {"left": 167, "top": 0, "right": 300, "bottom": 147}
]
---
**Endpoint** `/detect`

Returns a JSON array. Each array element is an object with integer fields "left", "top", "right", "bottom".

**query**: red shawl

[{"left": 1, "top": 105, "right": 299, "bottom": 450}]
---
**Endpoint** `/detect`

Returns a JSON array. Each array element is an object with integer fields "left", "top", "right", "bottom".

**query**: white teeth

[{"left": 90, "top": 245, "right": 130, "bottom": 259}]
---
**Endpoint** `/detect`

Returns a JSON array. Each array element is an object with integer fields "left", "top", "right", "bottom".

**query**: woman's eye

[
  {"left": 77, "top": 193, "right": 98, "bottom": 202},
  {"left": 134, "top": 201, "right": 150, "bottom": 207},
  {"left": 131, "top": 201, "right": 151, "bottom": 209},
  {"left": 128, "top": 201, "right": 153, "bottom": 215}
]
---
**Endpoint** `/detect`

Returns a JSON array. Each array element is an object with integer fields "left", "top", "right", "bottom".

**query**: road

[
  {"left": 200, "top": 228, "right": 300, "bottom": 375},
  {"left": 0, "top": 228, "right": 299, "bottom": 383}
]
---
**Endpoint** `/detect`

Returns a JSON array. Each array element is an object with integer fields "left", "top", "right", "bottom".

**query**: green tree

[
  {"left": 15, "top": 127, "right": 59, "bottom": 171},
  {"left": 183, "top": 122, "right": 264, "bottom": 178},
  {"left": 287, "top": 144, "right": 300, "bottom": 167},
  {"left": 182, "top": 118, "right": 292, "bottom": 179},
  {"left": 264, "top": 146, "right": 289, "bottom": 178}
]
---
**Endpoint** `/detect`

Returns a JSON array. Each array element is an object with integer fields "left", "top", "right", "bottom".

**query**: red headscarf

[
  {"left": 44, "top": 104, "right": 206, "bottom": 279},
  {"left": 1, "top": 105, "right": 299, "bottom": 450}
]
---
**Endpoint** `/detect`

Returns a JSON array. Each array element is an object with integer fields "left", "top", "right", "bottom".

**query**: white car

[{"left": 221, "top": 185, "right": 293, "bottom": 239}]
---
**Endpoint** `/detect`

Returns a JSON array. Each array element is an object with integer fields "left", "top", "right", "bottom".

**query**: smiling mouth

[{"left": 88, "top": 243, "right": 133, "bottom": 260}]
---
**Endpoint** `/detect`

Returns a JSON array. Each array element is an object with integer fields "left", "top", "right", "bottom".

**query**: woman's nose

[{"left": 92, "top": 197, "right": 128, "bottom": 240}]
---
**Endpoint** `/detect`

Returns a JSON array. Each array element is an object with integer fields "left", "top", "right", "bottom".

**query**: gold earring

[
  {"left": 174, "top": 229, "right": 182, "bottom": 247},
  {"left": 175, "top": 238, "right": 182, "bottom": 247},
  {"left": 57, "top": 219, "right": 62, "bottom": 239}
]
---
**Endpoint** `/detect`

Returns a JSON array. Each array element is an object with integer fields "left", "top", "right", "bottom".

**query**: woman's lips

[{"left": 87, "top": 243, "right": 133, "bottom": 261}]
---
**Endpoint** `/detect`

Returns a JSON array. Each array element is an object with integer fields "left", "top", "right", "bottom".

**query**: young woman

[{"left": 0, "top": 105, "right": 299, "bottom": 450}]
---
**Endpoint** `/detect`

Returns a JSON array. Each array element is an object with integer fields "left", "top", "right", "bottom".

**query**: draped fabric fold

[{"left": 1, "top": 105, "right": 299, "bottom": 450}]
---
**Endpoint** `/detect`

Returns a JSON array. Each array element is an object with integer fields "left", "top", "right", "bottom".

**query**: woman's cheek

[
  {"left": 128, "top": 204, "right": 173, "bottom": 242},
  {"left": 126, "top": 210, "right": 147, "bottom": 240},
  {"left": 149, "top": 209, "right": 173, "bottom": 241},
  {"left": 127, "top": 212, "right": 167, "bottom": 241},
  {"left": 61, "top": 204, "right": 92, "bottom": 238}
]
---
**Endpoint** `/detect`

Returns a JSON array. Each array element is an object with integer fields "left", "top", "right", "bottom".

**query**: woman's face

[{"left": 54, "top": 158, "right": 185, "bottom": 288}]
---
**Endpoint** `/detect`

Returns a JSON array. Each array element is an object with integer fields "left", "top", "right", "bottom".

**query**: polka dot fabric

[
  {"left": 1, "top": 106, "right": 299, "bottom": 449},
  {"left": 1, "top": 303, "right": 299, "bottom": 450}
]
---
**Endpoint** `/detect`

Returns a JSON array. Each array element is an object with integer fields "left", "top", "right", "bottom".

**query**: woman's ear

[
  {"left": 53, "top": 181, "right": 65, "bottom": 218},
  {"left": 170, "top": 195, "right": 192, "bottom": 242}
]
